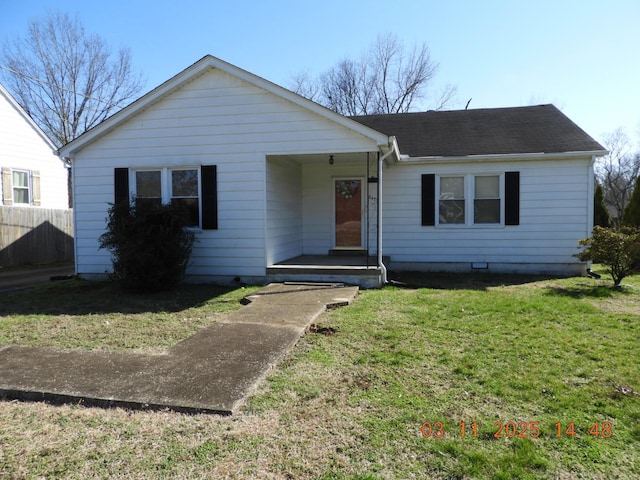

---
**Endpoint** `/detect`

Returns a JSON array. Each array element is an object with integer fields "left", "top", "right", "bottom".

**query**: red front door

[{"left": 334, "top": 179, "right": 363, "bottom": 248}]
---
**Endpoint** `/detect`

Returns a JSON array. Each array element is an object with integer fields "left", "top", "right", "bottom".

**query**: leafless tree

[
  {"left": 596, "top": 128, "right": 640, "bottom": 228},
  {"left": 288, "top": 69, "right": 320, "bottom": 103},
  {"left": 292, "top": 33, "right": 456, "bottom": 116},
  {"left": 1, "top": 11, "right": 144, "bottom": 147}
]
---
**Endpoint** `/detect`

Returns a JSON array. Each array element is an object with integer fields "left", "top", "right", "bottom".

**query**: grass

[
  {"left": 0, "top": 280, "right": 255, "bottom": 352},
  {"left": 0, "top": 269, "right": 638, "bottom": 479}
]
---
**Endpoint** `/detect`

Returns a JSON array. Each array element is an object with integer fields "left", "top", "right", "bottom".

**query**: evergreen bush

[
  {"left": 621, "top": 176, "right": 640, "bottom": 227},
  {"left": 594, "top": 183, "right": 611, "bottom": 228},
  {"left": 99, "top": 200, "right": 196, "bottom": 292}
]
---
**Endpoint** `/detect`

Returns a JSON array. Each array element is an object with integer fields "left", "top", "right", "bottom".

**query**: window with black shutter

[
  {"left": 421, "top": 171, "right": 520, "bottom": 227},
  {"left": 113, "top": 165, "right": 218, "bottom": 230}
]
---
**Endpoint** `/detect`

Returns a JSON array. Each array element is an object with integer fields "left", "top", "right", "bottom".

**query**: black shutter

[
  {"left": 201, "top": 165, "right": 218, "bottom": 230},
  {"left": 114, "top": 168, "right": 129, "bottom": 205},
  {"left": 421, "top": 174, "right": 435, "bottom": 226},
  {"left": 505, "top": 171, "right": 520, "bottom": 226}
]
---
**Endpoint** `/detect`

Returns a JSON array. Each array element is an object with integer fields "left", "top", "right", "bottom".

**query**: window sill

[{"left": 434, "top": 223, "right": 505, "bottom": 229}]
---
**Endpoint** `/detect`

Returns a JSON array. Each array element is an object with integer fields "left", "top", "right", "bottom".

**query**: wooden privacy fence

[{"left": 0, "top": 206, "right": 74, "bottom": 267}]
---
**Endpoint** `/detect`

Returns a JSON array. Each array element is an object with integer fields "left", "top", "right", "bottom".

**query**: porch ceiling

[{"left": 267, "top": 152, "right": 378, "bottom": 165}]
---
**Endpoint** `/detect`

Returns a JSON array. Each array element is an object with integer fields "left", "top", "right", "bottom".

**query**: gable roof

[
  {"left": 58, "top": 55, "right": 393, "bottom": 157},
  {"left": 0, "top": 83, "right": 57, "bottom": 151},
  {"left": 351, "top": 105, "right": 607, "bottom": 159}
]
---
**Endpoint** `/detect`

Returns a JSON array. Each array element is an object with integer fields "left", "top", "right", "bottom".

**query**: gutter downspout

[
  {"left": 586, "top": 155, "right": 596, "bottom": 276},
  {"left": 377, "top": 137, "right": 397, "bottom": 285}
]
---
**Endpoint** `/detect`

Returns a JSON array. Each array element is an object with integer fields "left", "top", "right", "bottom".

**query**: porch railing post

[{"left": 366, "top": 151, "right": 370, "bottom": 268}]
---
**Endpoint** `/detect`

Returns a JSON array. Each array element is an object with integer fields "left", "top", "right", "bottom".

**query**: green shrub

[
  {"left": 594, "top": 183, "right": 611, "bottom": 228},
  {"left": 577, "top": 226, "right": 640, "bottom": 287},
  {"left": 622, "top": 176, "right": 640, "bottom": 227},
  {"left": 99, "top": 200, "right": 196, "bottom": 292}
]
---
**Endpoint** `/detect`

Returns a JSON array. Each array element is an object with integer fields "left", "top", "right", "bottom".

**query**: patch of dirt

[
  {"left": 308, "top": 324, "right": 337, "bottom": 336},
  {"left": 589, "top": 297, "right": 640, "bottom": 316}
]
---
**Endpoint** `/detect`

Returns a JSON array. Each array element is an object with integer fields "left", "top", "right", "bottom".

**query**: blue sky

[{"left": 2, "top": 0, "right": 639, "bottom": 145}]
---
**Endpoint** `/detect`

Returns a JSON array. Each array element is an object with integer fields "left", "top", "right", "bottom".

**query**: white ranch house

[{"left": 58, "top": 55, "right": 606, "bottom": 288}]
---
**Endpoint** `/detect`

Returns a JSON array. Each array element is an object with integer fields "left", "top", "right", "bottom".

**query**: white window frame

[
  {"left": 130, "top": 167, "right": 202, "bottom": 228},
  {"left": 436, "top": 173, "right": 504, "bottom": 227},
  {"left": 12, "top": 169, "right": 31, "bottom": 205},
  {"left": 438, "top": 175, "right": 466, "bottom": 225}
]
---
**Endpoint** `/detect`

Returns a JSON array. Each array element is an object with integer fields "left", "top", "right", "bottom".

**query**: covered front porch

[{"left": 264, "top": 150, "right": 392, "bottom": 288}]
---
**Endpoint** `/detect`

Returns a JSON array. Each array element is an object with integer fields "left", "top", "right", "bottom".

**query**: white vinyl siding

[
  {"left": 0, "top": 87, "right": 67, "bottom": 209},
  {"left": 71, "top": 68, "right": 379, "bottom": 281},
  {"left": 383, "top": 158, "right": 592, "bottom": 274},
  {"left": 266, "top": 156, "right": 302, "bottom": 265}
]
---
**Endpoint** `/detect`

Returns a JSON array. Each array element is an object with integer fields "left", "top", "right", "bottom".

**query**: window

[
  {"left": 439, "top": 176, "right": 465, "bottom": 224},
  {"left": 135, "top": 170, "right": 162, "bottom": 210},
  {"left": 133, "top": 168, "right": 200, "bottom": 227},
  {"left": 436, "top": 174, "right": 503, "bottom": 226},
  {"left": 422, "top": 172, "right": 519, "bottom": 227},
  {"left": 170, "top": 169, "right": 199, "bottom": 227},
  {"left": 12, "top": 170, "right": 30, "bottom": 204},
  {"left": 474, "top": 175, "right": 500, "bottom": 223}
]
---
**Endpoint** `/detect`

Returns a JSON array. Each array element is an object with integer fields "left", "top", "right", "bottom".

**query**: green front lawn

[
  {"left": 0, "top": 270, "right": 638, "bottom": 479},
  {"left": 0, "top": 281, "right": 255, "bottom": 352}
]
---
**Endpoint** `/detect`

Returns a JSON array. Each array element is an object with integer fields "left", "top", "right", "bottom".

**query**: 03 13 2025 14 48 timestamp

[{"left": 420, "top": 421, "right": 613, "bottom": 439}]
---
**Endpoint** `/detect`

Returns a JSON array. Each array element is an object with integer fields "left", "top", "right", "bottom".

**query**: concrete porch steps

[{"left": 267, "top": 255, "right": 389, "bottom": 288}]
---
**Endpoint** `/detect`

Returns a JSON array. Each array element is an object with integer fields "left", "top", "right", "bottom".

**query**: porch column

[{"left": 377, "top": 151, "right": 386, "bottom": 283}]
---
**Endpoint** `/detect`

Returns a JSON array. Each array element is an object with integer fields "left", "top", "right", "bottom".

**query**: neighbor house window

[
  {"left": 437, "top": 174, "right": 503, "bottom": 226},
  {"left": 12, "top": 170, "right": 30, "bottom": 204},
  {"left": 133, "top": 168, "right": 200, "bottom": 227}
]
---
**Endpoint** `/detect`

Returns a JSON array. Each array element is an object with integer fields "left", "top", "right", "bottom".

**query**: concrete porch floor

[{"left": 266, "top": 255, "right": 389, "bottom": 288}]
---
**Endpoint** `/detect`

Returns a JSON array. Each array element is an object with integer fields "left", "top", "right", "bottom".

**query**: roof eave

[{"left": 398, "top": 150, "right": 609, "bottom": 164}]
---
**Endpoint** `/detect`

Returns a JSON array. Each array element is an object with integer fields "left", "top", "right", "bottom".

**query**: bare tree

[
  {"left": 1, "top": 11, "right": 144, "bottom": 147},
  {"left": 596, "top": 128, "right": 640, "bottom": 228},
  {"left": 292, "top": 33, "right": 456, "bottom": 116},
  {"left": 288, "top": 69, "right": 320, "bottom": 103}
]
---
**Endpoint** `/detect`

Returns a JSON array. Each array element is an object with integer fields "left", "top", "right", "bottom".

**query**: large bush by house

[{"left": 99, "top": 201, "right": 196, "bottom": 292}]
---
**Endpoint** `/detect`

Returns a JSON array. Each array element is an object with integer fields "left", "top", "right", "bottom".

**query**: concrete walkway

[{"left": 0, "top": 283, "right": 358, "bottom": 414}]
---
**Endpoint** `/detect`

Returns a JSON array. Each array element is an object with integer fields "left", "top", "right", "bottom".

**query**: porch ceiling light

[{"left": 329, "top": 155, "right": 334, "bottom": 165}]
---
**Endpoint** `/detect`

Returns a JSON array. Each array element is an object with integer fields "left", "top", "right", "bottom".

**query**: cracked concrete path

[{"left": 0, "top": 283, "right": 358, "bottom": 414}]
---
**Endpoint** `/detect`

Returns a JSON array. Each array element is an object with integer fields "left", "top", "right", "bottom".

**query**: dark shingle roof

[{"left": 350, "top": 104, "right": 605, "bottom": 158}]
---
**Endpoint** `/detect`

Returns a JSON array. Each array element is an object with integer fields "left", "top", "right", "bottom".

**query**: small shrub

[
  {"left": 577, "top": 226, "right": 640, "bottom": 287},
  {"left": 99, "top": 200, "right": 196, "bottom": 292}
]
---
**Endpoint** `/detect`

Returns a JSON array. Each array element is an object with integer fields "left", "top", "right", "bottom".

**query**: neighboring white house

[
  {"left": 58, "top": 55, "right": 606, "bottom": 287},
  {"left": 0, "top": 83, "right": 68, "bottom": 209}
]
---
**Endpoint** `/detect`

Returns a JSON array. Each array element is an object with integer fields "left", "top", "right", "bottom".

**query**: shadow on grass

[
  {"left": 0, "top": 279, "right": 243, "bottom": 316},
  {"left": 543, "top": 283, "right": 633, "bottom": 299},
  {"left": 387, "top": 270, "right": 562, "bottom": 291}
]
